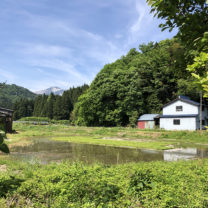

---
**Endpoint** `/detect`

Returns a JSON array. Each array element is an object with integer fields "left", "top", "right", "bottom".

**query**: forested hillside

[
  {"left": 13, "top": 84, "right": 89, "bottom": 120},
  {"left": 0, "top": 84, "right": 36, "bottom": 109},
  {"left": 73, "top": 39, "right": 200, "bottom": 127}
]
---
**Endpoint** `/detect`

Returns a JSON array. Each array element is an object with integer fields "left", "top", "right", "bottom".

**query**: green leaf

[
  {"left": 0, "top": 143, "right": 10, "bottom": 154},
  {"left": 0, "top": 134, "right": 3, "bottom": 145}
]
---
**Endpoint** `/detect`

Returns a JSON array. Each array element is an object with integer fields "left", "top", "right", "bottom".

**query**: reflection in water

[
  {"left": 7, "top": 140, "right": 208, "bottom": 164},
  {"left": 164, "top": 148, "right": 208, "bottom": 161}
]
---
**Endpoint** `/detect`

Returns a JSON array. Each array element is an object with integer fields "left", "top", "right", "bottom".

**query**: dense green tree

[
  {"left": 53, "top": 96, "right": 63, "bottom": 120},
  {"left": 0, "top": 132, "right": 9, "bottom": 153},
  {"left": 147, "top": 0, "right": 208, "bottom": 50},
  {"left": 33, "top": 95, "right": 44, "bottom": 117},
  {"left": 61, "top": 91, "right": 73, "bottom": 120},
  {"left": 73, "top": 39, "right": 197, "bottom": 127},
  {"left": 0, "top": 84, "right": 36, "bottom": 109},
  {"left": 13, "top": 98, "right": 34, "bottom": 120},
  {"left": 44, "top": 94, "right": 55, "bottom": 119},
  {"left": 187, "top": 33, "right": 208, "bottom": 97},
  {"left": 0, "top": 82, "right": 5, "bottom": 89},
  {"left": 0, "top": 95, "right": 10, "bottom": 152},
  {"left": 67, "top": 84, "right": 89, "bottom": 106},
  {"left": 12, "top": 84, "right": 89, "bottom": 121},
  {"left": 147, "top": 0, "right": 208, "bottom": 99},
  {"left": 40, "top": 95, "right": 48, "bottom": 117}
]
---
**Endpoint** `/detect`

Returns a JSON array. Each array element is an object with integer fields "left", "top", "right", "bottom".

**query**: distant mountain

[
  {"left": 0, "top": 83, "right": 36, "bottom": 109},
  {"left": 35, "top": 87, "right": 65, "bottom": 96}
]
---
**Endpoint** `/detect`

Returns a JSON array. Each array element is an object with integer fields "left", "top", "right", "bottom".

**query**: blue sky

[{"left": 0, "top": 0, "right": 177, "bottom": 92}]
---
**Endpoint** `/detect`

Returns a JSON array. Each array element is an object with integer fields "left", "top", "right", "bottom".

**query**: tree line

[
  {"left": 0, "top": 84, "right": 36, "bottom": 109},
  {"left": 13, "top": 84, "right": 88, "bottom": 121},
  {"left": 3, "top": 1, "right": 208, "bottom": 127},
  {"left": 73, "top": 39, "right": 200, "bottom": 127},
  {"left": 72, "top": 0, "right": 208, "bottom": 127},
  {"left": 147, "top": 0, "right": 208, "bottom": 97}
]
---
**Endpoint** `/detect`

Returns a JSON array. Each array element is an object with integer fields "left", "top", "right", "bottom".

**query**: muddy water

[{"left": 8, "top": 139, "right": 208, "bottom": 164}]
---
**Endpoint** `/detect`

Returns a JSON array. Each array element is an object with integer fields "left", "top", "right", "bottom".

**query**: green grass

[
  {"left": 52, "top": 136, "right": 174, "bottom": 150},
  {"left": 2, "top": 123, "right": 208, "bottom": 207},
  {"left": 18, "top": 117, "right": 70, "bottom": 125},
  {"left": 0, "top": 158, "right": 208, "bottom": 207},
  {"left": 6, "top": 123, "right": 208, "bottom": 150}
]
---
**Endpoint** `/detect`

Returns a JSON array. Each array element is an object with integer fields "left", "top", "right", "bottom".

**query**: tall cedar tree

[{"left": 12, "top": 84, "right": 88, "bottom": 120}]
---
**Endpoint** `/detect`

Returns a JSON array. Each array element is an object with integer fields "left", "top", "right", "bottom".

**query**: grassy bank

[
  {"left": 1, "top": 123, "right": 208, "bottom": 207},
  {"left": 6, "top": 123, "right": 208, "bottom": 150},
  {"left": 0, "top": 158, "right": 208, "bottom": 207}
]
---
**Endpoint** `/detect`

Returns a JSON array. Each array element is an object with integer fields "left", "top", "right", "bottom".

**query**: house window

[
  {"left": 202, "top": 120, "right": 205, "bottom": 125},
  {"left": 202, "top": 106, "right": 205, "bottom": 111},
  {"left": 176, "top": 106, "right": 183, "bottom": 111},
  {"left": 173, "top": 119, "right": 180, "bottom": 125}
]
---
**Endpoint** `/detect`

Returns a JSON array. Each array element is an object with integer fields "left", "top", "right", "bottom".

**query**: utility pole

[{"left": 200, "top": 91, "right": 202, "bottom": 130}]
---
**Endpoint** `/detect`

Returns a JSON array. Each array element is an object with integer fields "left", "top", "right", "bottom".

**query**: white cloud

[
  {"left": 131, "top": 2, "right": 147, "bottom": 32},
  {"left": 0, "top": 0, "right": 177, "bottom": 91},
  {"left": 115, "top": 34, "right": 123, "bottom": 39},
  {"left": 127, "top": 0, "right": 153, "bottom": 45},
  {"left": 15, "top": 10, "right": 121, "bottom": 63},
  {"left": 0, "top": 68, "right": 17, "bottom": 82},
  {"left": 16, "top": 43, "right": 72, "bottom": 58},
  {"left": 27, "top": 58, "right": 90, "bottom": 82}
]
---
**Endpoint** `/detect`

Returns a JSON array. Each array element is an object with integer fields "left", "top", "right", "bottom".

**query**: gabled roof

[
  {"left": 138, "top": 114, "right": 159, "bottom": 121},
  {"left": 163, "top": 95, "right": 200, "bottom": 108}
]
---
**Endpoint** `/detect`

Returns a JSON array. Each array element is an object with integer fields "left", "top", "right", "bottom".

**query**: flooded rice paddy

[{"left": 6, "top": 139, "right": 208, "bottom": 164}]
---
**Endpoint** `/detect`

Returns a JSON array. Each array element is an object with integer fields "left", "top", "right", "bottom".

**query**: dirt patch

[
  {"left": 117, "top": 132, "right": 126, "bottom": 137},
  {"left": 0, "top": 164, "right": 7, "bottom": 172},
  {"left": 8, "top": 139, "right": 32, "bottom": 149},
  {"left": 102, "top": 137, "right": 126, "bottom": 141},
  {"left": 101, "top": 137, "right": 154, "bottom": 142},
  {"left": 136, "top": 131, "right": 162, "bottom": 139}
]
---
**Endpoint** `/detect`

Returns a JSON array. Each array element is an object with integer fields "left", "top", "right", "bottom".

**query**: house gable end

[
  {"left": 163, "top": 100, "right": 199, "bottom": 116},
  {"left": 163, "top": 98, "right": 199, "bottom": 108}
]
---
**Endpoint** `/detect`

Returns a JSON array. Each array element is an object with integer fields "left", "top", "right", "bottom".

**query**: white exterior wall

[
  {"left": 160, "top": 99, "right": 208, "bottom": 131},
  {"left": 163, "top": 100, "right": 198, "bottom": 115},
  {"left": 160, "top": 117, "right": 196, "bottom": 130}
]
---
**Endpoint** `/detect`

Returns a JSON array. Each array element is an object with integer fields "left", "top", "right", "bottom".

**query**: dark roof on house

[
  {"left": 138, "top": 114, "right": 159, "bottom": 121},
  {"left": 163, "top": 95, "right": 200, "bottom": 108},
  {"left": 159, "top": 114, "right": 198, "bottom": 118}
]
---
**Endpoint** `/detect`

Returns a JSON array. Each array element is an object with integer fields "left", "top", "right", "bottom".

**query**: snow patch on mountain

[{"left": 35, "top": 87, "right": 64, "bottom": 95}]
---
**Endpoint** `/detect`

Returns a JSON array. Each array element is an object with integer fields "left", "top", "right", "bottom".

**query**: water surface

[{"left": 7, "top": 139, "right": 208, "bottom": 164}]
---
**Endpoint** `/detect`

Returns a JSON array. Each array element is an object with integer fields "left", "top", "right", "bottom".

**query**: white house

[{"left": 159, "top": 95, "right": 208, "bottom": 130}]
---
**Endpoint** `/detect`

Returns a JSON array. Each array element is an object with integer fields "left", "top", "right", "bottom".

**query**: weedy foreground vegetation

[
  {"left": 0, "top": 159, "right": 208, "bottom": 207},
  {"left": 0, "top": 123, "right": 208, "bottom": 207}
]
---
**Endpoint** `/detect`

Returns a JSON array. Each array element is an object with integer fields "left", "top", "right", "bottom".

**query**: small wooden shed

[
  {"left": 137, "top": 114, "right": 159, "bottom": 129},
  {"left": 0, "top": 107, "right": 14, "bottom": 133}
]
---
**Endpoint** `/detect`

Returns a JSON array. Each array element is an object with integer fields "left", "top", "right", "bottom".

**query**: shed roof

[
  {"left": 138, "top": 114, "right": 159, "bottom": 121},
  {"left": 0, "top": 107, "right": 14, "bottom": 117},
  {"left": 0, "top": 113, "right": 6, "bottom": 117},
  {"left": 0, "top": 107, "right": 14, "bottom": 112}
]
